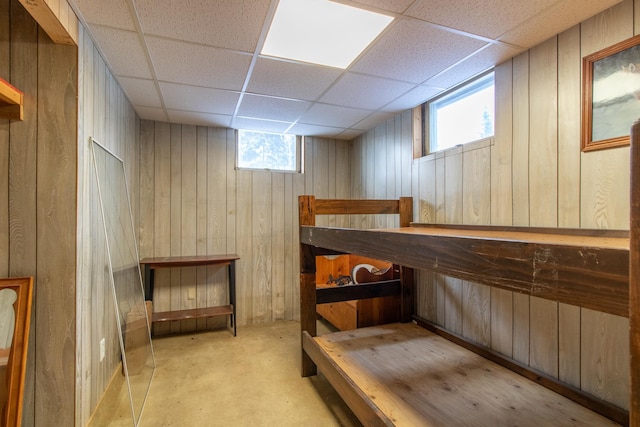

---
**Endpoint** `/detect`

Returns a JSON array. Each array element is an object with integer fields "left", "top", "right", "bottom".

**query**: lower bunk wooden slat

[{"left": 306, "top": 323, "right": 620, "bottom": 427}]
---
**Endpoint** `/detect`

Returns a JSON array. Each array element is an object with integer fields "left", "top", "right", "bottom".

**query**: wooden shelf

[
  {"left": 152, "top": 305, "right": 233, "bottom": 323},
  {"left": 0, "top": 77, "right": 23, "bottom": 121}
]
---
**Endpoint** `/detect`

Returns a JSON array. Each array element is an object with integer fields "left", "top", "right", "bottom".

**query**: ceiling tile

[
  {"left": 159, "top": 82, "right": 240, "bottom": 115},
  {"left": 381, "top": 84, "right": 443, "bottom": 111},
  {"left": 424, "top": 43, "right": 522, "bottom": 90},
  {"left": 247, "top": 57, "right": 343, "bottom": 101},
  {"left": 232, "top": 117, "right": 292, "bottom": 133},
  {"left": 298, "top": 103, "right": 371, "bottom": 128},
  {"left": 89, "top": 26, "right": 153, "bottom": 78},
  {"left": 118, "top": 77, "right": 162, "bottom": 107},
  {"left": 135, "top": 105, "right": 169, "bottom": 122},
  {"left": 75, "top": 0, "right": 135, "bottom": 30},
  {"left": 146, "top": 37, "right": 252, "bottom": 90},
  {"left": 351, "top": 18, "right": 487, "bottom": 84},
  {"left": 135, "top": 0, "right": 271, "bottom": 52},
  {"left": 319, "top": 72, "right": 414, "bottom": 110},
  {"left": 288, "top": 123, "right": 345, "bottom": 138},
  {"left": 334, "top": 128, "right": 366, "bottom": 140},
  {"left": 352, "top": 111, "right": 397, "bottom": 131},
  {"left": 498, "top": 0, "right": 622, "bottom": 48},
  {"left": 237, "top": 94, "right": 310, "bottom": 122},
  {"left": 167, "top": 110, "right": 232, "bottom": 128},
  {"left": 405, "top": 0, "right": 557, "bottom": 39},
  {"left": 349, "top": 0, "right": 415, "bottom": 14}
]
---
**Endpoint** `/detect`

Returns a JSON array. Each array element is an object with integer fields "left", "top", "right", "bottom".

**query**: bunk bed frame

[{"left": 299, "top": 119, "right": 640, "bottom": 426}]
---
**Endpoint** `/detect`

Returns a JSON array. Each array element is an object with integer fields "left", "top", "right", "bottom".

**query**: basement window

[
  {"left": 236, "top": 130, "right": 302, "bottom": 172},
  {"left": 424, "top": 70, "right": 495, "bottom": 154}
]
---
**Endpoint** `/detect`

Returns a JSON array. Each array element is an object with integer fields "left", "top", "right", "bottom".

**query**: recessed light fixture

[{"left": 261, "top": 0, "right": 394, "bottom": 69}]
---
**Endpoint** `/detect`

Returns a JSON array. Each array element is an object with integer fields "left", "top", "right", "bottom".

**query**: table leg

[{"left": 229, "top": 260, "right": 236, "bottom": 336}]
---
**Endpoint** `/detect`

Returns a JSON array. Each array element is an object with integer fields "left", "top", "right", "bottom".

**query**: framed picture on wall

[
  {"left": 582, "top": 34, "right": 640, "bottom": 152},
  {"left": 0, "top": 277, "right": 33, "bottom": 427}
]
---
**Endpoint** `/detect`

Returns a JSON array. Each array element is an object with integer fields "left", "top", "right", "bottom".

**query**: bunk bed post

[
  {"left": 299, "top": 195, "right": 318, "bottom": 376},
  {"left": 630, "top": 119, "right": 640, "bottom": 424},
  {"left": 399, "top": 197, "right": 415, "bottom": 322}
]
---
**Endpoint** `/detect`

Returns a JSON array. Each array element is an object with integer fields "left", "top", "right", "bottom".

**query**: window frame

[
  {"left": 235, "top": 129, "right": 303, "bottom": 173},
  {"left": 422, "top": 70, "right": 495, "bottom": 155}
]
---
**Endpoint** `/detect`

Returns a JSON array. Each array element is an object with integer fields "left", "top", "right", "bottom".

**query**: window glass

[
  {"left": 427, "top": 71, "right": 494, "bottom": 153},
  {"left": 237, "top": 130, "right": 300, "bottom": 172}
]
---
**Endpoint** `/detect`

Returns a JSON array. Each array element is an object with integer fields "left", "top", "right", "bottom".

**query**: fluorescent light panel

[{"left": 261, "top": 0, "right": 393, "bottom": 69}]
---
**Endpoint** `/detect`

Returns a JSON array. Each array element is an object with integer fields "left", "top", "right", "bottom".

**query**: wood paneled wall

[
  {"left": 76, "top": 23, "right": 140, "bottom": 427},
  {"left": 0, "top": 0, "right": 78, "bottom": 425},
  {"left": 138, "top": 125, "right": 350, "bottom": 331},
  {"left": 350, "top": 0, "right": 636, "bottom": 410}
]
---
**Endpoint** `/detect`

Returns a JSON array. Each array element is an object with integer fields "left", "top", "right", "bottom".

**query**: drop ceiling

[{"left": 69, "top": 0, "right": 621, "bottom": 140}]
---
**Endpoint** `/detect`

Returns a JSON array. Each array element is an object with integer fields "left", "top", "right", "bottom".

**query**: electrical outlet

[
  {"left": 188, "top": 287, "right": 196, "bottom": 300},
  {"left": 100, "top": 338, "right": 105, "bottom": 362}
]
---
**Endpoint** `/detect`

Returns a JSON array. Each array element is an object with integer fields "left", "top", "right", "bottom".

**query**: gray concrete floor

[{"left": 88, "top": 320, "right": 361, "bottom": 426}]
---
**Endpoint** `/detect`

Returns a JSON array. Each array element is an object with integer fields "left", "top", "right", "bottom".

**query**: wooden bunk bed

[{"left": 299, "top": 125, "right": 639, "bottom": 426}]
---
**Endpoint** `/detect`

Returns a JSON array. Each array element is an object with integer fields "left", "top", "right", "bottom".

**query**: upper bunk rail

[
  {"left": 313, "top": 199, "right": 400, "bottom": 215},
  {"left": 300, "top": 195, "right": 413, "bottom": 227}
]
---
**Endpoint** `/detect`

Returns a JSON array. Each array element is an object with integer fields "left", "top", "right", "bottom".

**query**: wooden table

[{"left": 139, "top": 254, "right": 239, "bottom": 336}]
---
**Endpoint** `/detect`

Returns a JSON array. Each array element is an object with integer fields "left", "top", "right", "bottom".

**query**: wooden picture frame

[
  {"left": 0, "top": 277, "right": 33, "bottom": 427},
  {"left": 582, "top": 34, "right": 640, "bottom": 152}
]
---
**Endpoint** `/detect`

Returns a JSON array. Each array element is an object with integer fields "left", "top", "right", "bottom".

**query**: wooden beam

[
  {"left": 300, "top": 225, "right": 629, "bottom": 317},
  {"left": 18, "top": 0, "right": 77, "bottom": 45}
]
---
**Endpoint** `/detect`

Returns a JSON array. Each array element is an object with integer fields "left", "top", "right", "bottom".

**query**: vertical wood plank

[
  {"left": 284, "top": 174, "right": 295, "bottom": 320},
  {"left": 9, "top": 0, "right": 37, "bottom": 279},
  {"left": 462, "top": 282, "right": 490, "bottom": 346},
  {"left": 558, "top": 303, "right": 581, "bottom": 387},
  {"left": 0, "top": 0, "right": 8, "bottom": 278},
  {"left": 206, "top": 127, "right": 228, "bottom": 329},
  {"left": 400, "top": 109, "right": 413, "bottom": 198},
  {"left": 462, "top": 146, "right": 491, "bottom": 225},
  {"left": 139, "top": 121, "right": 155, "bottom": 260},
  {"left": 491, "top": 60, "right": 513, "bottom": 226},
  {"left": 335, "top": 141, "right": 350, "bottom": 228},
  {"left": 557, "top": 25, "right": 581, "bottom": 228},
  {"left": 444, "top": 147, "right": 462, "bottom": 223},
  {"left": 153, "top": 122, "right": 171, "bottom": 335},
  {"left": 195, "top": 126, "right": 208, "bottom": 330},
  {"left": 581, "top": 310, "right": 630, "bottom": 410},
  {"left": 434, "top": 153, "right": 445, "bottom": 223},
  {"left": 36, "top": 31, "right": 77, "bottom": 426},
  {"left": 169, "top": 124, "right": 182, "bottom": 334},
  {"left": 417, "top": 158, "right": 435, "bottom": 222},
  {"left": 529, "top": 296, "right": 558, "bottom": 378},
  {"left": 235, "top": 169, "right": 252, "bottom": 325},
  {"left": 490, "top": 288, "right": 513, "bottom": 357},
  {"left": 292, "top": 166, "right": 305, "bottom": 322},
  {"left": 180, "top": 125, "right": 197, "bottom": 332},
  {"left": 512, "top": 52, "right": 530, "bottom": 226},
  {"left": 252, "top": 171, "right": 272, "bottom": 323},
  {"left": 271, "top": 172, "right": 285, "bottom": 320},
  {"left": 512, "top": 293, "right": 530, "bottom": 364},
  {"left": 528, "top": 37, "right": 558, "bottom": 227},
  {"left": 444, "top": 277, "right": 463, "bottom": 335},
  {"left": 224, "top": 129, "right": 237, "bottom": 327}
]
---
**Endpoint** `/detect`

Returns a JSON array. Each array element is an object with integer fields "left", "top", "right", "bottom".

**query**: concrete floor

[{"left": 88, "top": 321, "right": 361, "bottom": 426}]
